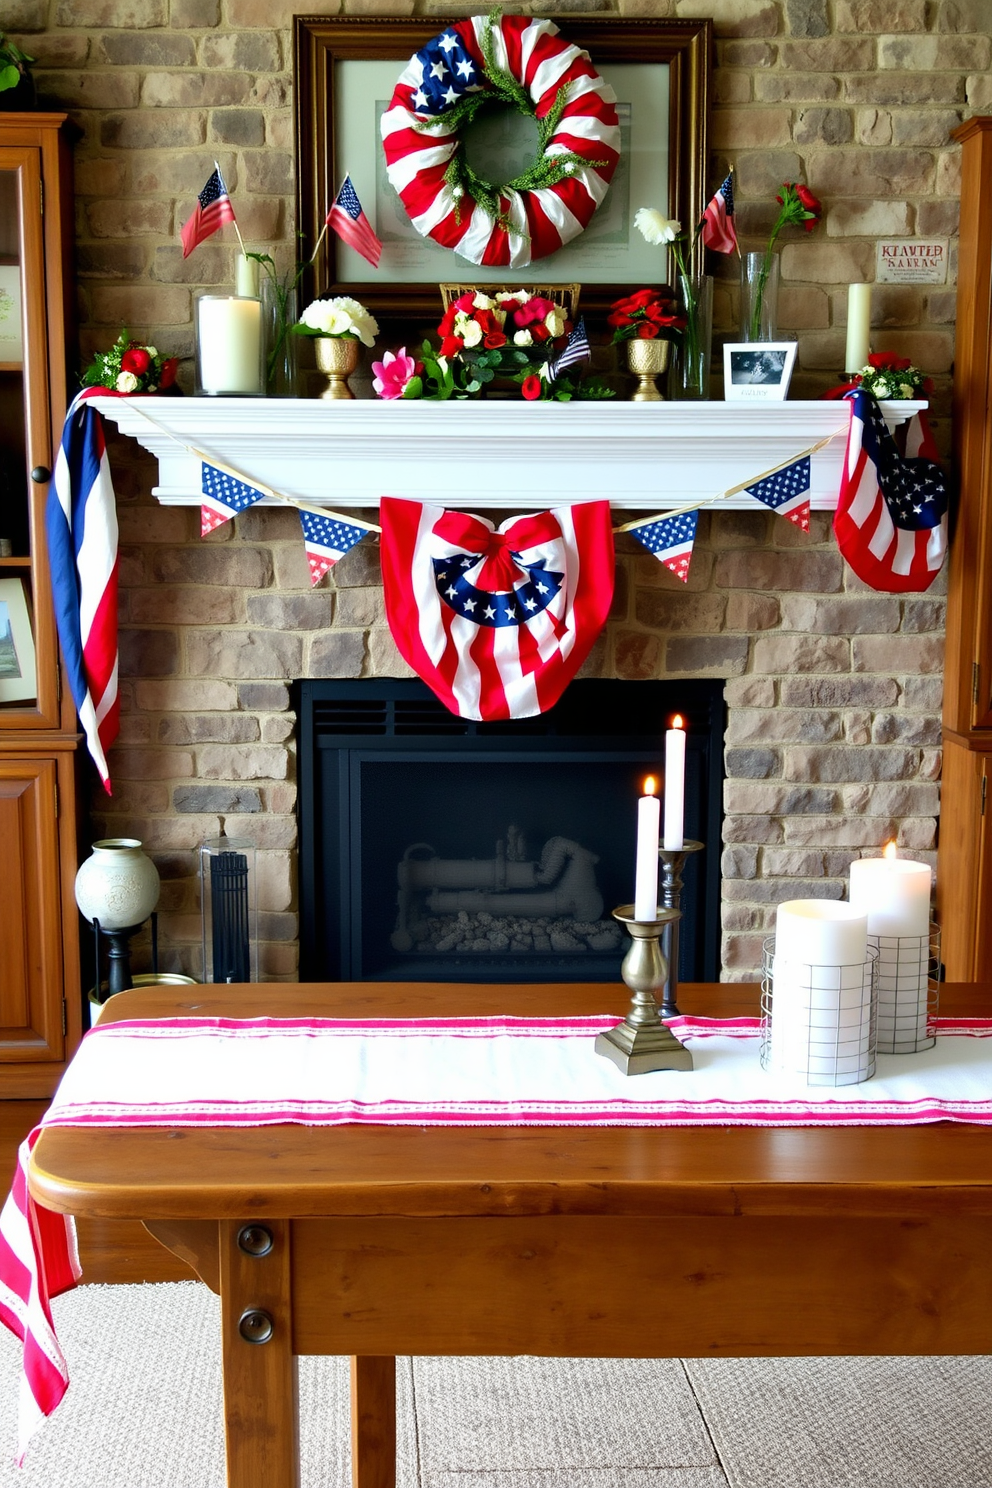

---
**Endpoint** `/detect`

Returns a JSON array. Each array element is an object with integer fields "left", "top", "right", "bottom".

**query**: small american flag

[
  {"left": 180, "top": 166, "right": 236, "bottom": 258},
  {"left": 834, "top": 389, "right": 947, "bottom": 592},
  {"left": 201, "top": 461, "right": 268, "bottom": 535},
  {"left": 700, "top": 173, "right": 737, "bottom": 255},
  {"left": 744, "top": 455, "right": 811, "bottom": 531},
  {"left": 46, "top": 391, "right": 120, "bottom": 791},
  {"left": 326, "top": 174, "right": 382, "bottom": 269},
  {"left": 629, "top": 509, "right": 698, "bottom": 584},
  {"left": 298, "top": 506, "right": 374, "bottom": 585},
  {"left": 547, "top": 318, "right": 591, "bottom": 381}
]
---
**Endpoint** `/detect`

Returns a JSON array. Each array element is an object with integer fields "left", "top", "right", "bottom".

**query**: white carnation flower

[
  {"left": 116, "top": 370, "right": 139, "bottom": 392},
  {"left": 461, "top": 319, "right": 483, "bottom": 347},
  {"left": 872, "top": 378, "right": 891, "bottom": 398},
  {"left": 634, "top": 207, "right": 680, "bottom": 245},
  {"left": 473, "top": 292, "right": 497, "bottom": 310},
  {"left": 513, "top": 329, "right": 534, "bottom": 347}
]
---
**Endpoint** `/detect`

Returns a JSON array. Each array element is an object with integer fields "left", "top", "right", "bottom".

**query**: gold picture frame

[{"left": 294, "top": 16, "right": 711, "bottom": 321}]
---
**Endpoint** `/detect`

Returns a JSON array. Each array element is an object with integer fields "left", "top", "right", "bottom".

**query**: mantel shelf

[{"left": 90, "top": 397, "right": 925, "bottom": 514}]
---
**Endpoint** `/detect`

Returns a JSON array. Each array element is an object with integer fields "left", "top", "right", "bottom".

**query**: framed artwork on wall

[
  {"left": 294, "top": 16, "right": 711, "bottom": 319},
  {"left": 0, "top": 576, "right": 36, "bottom": 703}
]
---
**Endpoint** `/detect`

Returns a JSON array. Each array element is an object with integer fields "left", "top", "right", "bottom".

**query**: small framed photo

[
  {"left": 723, "top": 342, "right": 797, "bottom": 402},
  {"left": 0, "top": 266, "right": 22, "bottom": 364},
  {"left": 0, "top": 577, "right": 36, "bottom": 704}
]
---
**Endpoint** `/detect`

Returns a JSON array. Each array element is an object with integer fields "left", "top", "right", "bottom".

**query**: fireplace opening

[{"left": 298, "top": 679, "right": 725, "bottom": 984}]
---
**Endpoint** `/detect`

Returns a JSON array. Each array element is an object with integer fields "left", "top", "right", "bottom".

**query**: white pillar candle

[
  {"left": 774, "top": 899, "right": 868, "bottom": 966},
  {"left": 197, "top": 295, "right": 263, "bottom": 395},
  {"left": 848, "top": 847, "right": 931, "bottom": 936},
  {"left": 845, "top": 283, "right": 871, "bottom": 374},
  {"left": 633, "top": 775, "right": 660, "bottom": 921},
  {"left": 236, "top": 254, "right": 259, "bottom": 297},
  {"left": 662, "top": 715, "right": 685, "bottom": 851}
]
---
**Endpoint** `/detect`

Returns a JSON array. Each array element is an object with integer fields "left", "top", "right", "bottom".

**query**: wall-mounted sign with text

[{"left": 875, "top": 240, "right": 948, "bottom": 284}]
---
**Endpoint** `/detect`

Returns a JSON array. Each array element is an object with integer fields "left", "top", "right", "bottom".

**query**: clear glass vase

[
  {"left": 261, "top": 275, "right": 298, "bottom": 397},
  {"left": 740, "top": 250, "right": 781, "bottom": 342},
  {"left": 673, "top": 273, "right": 713, "bottom": 401}
]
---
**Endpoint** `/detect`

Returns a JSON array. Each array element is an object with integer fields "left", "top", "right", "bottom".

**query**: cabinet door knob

[{"left": 31, "top": 466, "right": 51, "bottom": 484}]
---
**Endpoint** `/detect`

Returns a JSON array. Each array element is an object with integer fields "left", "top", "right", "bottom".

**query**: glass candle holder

[
  {"left": 195, "top": 291, "right": 264, "bottom": 396},
  {"left": 200, "top": 835, "right": 258, "bottom": 983}
]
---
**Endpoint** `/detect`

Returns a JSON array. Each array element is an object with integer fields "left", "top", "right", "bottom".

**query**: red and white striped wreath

[{"left": 380, "top": 13, "right": 621, "bottom": 269}]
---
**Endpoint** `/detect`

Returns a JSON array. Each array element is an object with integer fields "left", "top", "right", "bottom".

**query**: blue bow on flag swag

[{"left": 833, "top": 388, "right": 947, "bottom": 593}]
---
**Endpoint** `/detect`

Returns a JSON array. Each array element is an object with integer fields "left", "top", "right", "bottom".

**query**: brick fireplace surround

[{"left": 16, "top": 0, "right": 980, "bottom": 983}]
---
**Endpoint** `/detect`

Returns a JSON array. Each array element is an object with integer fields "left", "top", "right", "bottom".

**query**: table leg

[
  {"left": 350, "top": 1356, "right": 396, "bottom": 1488},
  {"left": 219, "top": 1219, "right": 300, "bottom": 1488}
]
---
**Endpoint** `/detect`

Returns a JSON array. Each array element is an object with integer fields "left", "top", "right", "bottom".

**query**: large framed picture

[
  {"left": 723, "top": 343, "right": 798, "bottom": 402},
  {"left": 0, "top": 576, "right": 36, "bottom": 704},
  {"left": 294, "top": 16, "right": 711, "bottom": 319}
]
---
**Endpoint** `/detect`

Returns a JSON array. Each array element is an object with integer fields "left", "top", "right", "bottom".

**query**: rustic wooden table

[{"left": 28, "top": 981, "right": 992, "bottom": 1488}]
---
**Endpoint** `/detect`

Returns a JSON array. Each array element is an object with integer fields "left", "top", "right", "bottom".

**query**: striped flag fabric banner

[
  {"left": 744, "top": 455, "right": 811, "bottom": 531},
  {"left": 629, "top": 509, "right": 698, "bottom": 583},
  {"left": 46, "top": 390, "right": 120, "bottom": 791},
  {"left": 326, "top": 175, "right": 382, "bottom": 269},
  {"left": 200, "top": 460, "right": 268, "bottom": 535},
  {"left": 298, "top": 506, "right": 375, "bottom": 585}
]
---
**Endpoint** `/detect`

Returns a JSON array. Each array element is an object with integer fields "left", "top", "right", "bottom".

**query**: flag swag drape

[{"left": 53, "top": 397, "right": 946, "bottom": 732}]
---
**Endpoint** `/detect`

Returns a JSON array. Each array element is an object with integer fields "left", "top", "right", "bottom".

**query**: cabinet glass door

[{"left": 0, "top": 145, "right": 60, "bottom": 730}]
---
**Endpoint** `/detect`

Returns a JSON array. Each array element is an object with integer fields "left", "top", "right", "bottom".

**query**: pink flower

[
  {"left": 372, "top": 346, "right": 418, "bottom": 400},
  {"left": 512, "top": 296, "right": 556, "bottom": 329}
]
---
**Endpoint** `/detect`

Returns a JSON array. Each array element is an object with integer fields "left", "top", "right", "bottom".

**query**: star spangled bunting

[
  {"left": 180, "top": 166, "right": 236, "bottom": 258},
  {"left": 629, "top": 509, "right": 698, "bottom": 583},
  {"left": 744, "top": 455, "right": 811, "bottom": 531},
  {"left": 547, "top": 319, "right": 591, "bottom": 381},
  {"left": 411, "top": 28, "right": 482, "bottom": 116},
  {"left": 201, "top": 461, "right": 268, "bottom": 535},
  {"left": 326, "top": 174, "right": 382, "bottom": 269},
  {"left": 701, "top": 173, "right": 737, "bottom": 254},
  {"left": 298, "top": 506, "right": 373, "bottom": 584}
]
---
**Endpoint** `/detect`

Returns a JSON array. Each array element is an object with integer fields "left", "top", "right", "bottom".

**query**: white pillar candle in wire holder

[
  {"left": 869, "top": 924, "right": 940, "bottom": 1054},
  {"left": 760, "top": 900, "right": 877, "bottom": 1087}
]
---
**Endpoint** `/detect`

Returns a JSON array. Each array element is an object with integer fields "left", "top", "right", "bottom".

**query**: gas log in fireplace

[{"left": 298, "top": 679, "right": 724, "bottom": 984}]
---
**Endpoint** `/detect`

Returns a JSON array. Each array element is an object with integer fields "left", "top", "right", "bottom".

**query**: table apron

[{"left": 281, "top": 1212, "right": 992, "bottom": 1358}]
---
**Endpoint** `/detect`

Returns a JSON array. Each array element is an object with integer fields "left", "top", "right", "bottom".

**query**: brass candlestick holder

[
  {"left": 595, "top": 905, "right": 694, "bottom": 1075},
  {"left": 657, "top": 840, "right": 705, "bottom": 1019}
]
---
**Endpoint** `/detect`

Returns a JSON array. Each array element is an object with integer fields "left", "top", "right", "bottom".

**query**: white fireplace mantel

[{"left": 90, "top": 397, "right": 925, "bottom": 514}]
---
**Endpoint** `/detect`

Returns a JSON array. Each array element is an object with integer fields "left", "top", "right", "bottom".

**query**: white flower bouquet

[{"left": 294, "top": 296, "right": 379, "bottom": 348}]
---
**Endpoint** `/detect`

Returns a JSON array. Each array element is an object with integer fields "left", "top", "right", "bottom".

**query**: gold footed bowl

[
  {"left": 626, "top": 337, "right": 671, "bottom": 401},
  {"left": 314, "top": 335, "right": 359, "bottom": 400}
]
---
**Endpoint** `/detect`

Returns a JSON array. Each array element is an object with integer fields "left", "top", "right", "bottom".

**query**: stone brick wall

[{"left": 9, "top": 0, "right": 986, "bottom": 980}]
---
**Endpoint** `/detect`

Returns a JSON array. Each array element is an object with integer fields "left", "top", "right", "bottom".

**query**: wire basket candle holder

[
  {"left": 870, "top": 923, "right": 941, "bottom": 1054},
  {"left": 760, "top": 937, "right": 879, "bottom": 1088}
]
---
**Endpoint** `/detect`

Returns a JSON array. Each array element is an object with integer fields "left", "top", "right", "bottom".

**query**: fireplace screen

[{"left": 298, "top": 680, "right": 724, "bottom": 983}]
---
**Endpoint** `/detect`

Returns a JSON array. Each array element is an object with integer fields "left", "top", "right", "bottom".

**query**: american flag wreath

[
  {"left": 381, "top": 13, "right": 620, "bottom": 268},
  {"left": 379, "top": 497, "right": 615, "bottom": 721}
]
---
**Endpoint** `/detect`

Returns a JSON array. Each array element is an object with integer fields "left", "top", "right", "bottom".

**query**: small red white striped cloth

[{"left": 4, "top": 1011, "right": 992, "bottom": 1461}]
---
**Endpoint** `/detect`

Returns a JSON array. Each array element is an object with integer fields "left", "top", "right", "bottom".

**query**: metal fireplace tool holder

[{"left": 595, "top": 840, "right": 704, "bottom": 1076}]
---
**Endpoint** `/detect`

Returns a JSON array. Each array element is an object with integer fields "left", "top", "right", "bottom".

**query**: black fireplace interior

[{"left": 298, "top": 679, "right": 725, "bottom": 984}]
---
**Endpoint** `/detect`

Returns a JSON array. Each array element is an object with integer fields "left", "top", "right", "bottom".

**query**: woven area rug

[{"left": 1, "top": 1282, "right": 991, "bottom": 1488}]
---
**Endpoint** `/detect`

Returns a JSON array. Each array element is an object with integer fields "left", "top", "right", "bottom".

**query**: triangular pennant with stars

[
  {"left": 744, "top": 454, "right": 811, "bottom": 532},
  {"left": 298, "top": 505, "right": 374, "bottom": 585},
  {"left": 200, "top": 460, "right": 268, "bottom": 535},
  {"left": 629, "top": 509, "right": 698, "bottom": 583}
]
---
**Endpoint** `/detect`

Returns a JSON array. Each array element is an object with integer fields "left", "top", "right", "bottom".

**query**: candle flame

[
  {"left": 883, "top": 841, "right": 897, "bottom": 860},
  {"left": 643, "top": 775, "right": 657, "bottom": 797},
  {"left": 671, "top": 714, "right": 684, "bottom": 730}
]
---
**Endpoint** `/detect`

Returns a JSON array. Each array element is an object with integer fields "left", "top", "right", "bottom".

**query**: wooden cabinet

[
  {"left": 938, "top": 117, "right": 992, "bottom": 979},
  {"left": 0, "top": 115, "right": 83, "bottom": 1097}
]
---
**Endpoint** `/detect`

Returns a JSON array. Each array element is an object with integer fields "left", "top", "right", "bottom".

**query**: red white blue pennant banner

[{"left": 379, "top": 497, "right": 614, "bottom": 721}]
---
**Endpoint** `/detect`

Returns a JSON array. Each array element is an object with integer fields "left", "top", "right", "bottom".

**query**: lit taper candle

[
  {"left": 663, "top": 715, "right": 686, "bottom": 851},
  {"left": 634, "top": 775, "right": 660, "bottom": 921}
]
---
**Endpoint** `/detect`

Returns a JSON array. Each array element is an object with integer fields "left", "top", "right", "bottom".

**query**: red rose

[
  {"left": 521, "top": 374, "right": 542, "bottom": 401},
  {"left": 483, "top": 332, "right": 507, "bottom": 349},
  {"left": 159, "top": 357, "right": 178, "bottom": 389},
  {"left": 121, "top": 346, "right": 151, "bottom": 375},
  {"left": 439, "top": 336, "right": 462, "bottom": 358},
  {"left": 796, "top": 183, "right": 822, "bottom": 218},
  {"left": 531, "top": 323, "right": 550, "bottom": 342}
]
